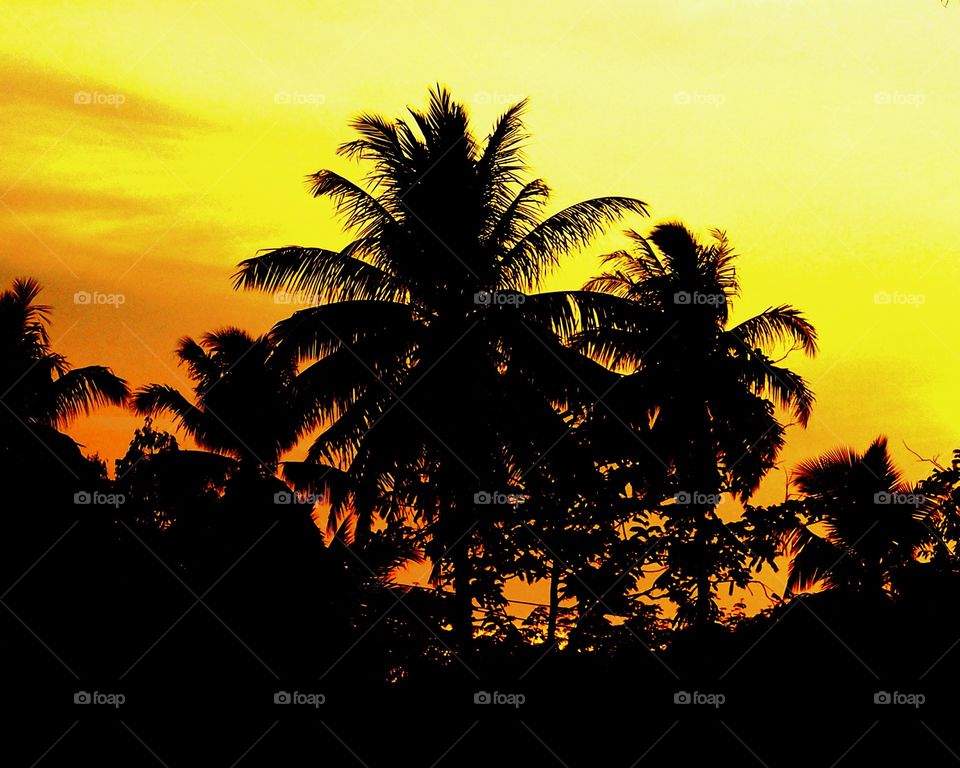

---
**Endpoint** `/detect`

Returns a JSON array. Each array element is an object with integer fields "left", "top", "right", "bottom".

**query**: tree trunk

[
  {"left": 694, "top": 517, "right": 712, "bottom": 628},
  {"left": 547, "top": 558, "right": 561, "bottom": 645},
  {"left": 451, "top": 536, "right": 474, "bottom": 655}
]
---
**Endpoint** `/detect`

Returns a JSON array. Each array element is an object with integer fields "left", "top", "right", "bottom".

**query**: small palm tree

[
  {"left": 133, "top": 328, "right": 322, "bottom": 476},
  {"left": 0, "top": 277, "right": 128, "bottom": 431},
  {"left": 785, "top": 436, "right": 931, "bottom": 596},
  {"left": 233, "top": 87, "right": 647, "bottom": 647},
  {"left": 577, "top": 223, "right": 817, "bottom": 625}
]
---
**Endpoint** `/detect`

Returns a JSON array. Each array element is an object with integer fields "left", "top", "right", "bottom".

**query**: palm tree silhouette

[
  {"left": 784, "top": 435, "right": 931, "bottom": 596},
  {"left": 133, "top": 328, "right": 323, "bottom": 476},
  {"left": 0, "top": 277, "right": 128, "bottom": 485},
  {"left": 0, "top": 277, "right": 128, "bottom": 433},
  {"left": 577, "top": 223, "right": 817, "bottom": 626},
  {"left": 234, "top": 87, "right": 647, "bottom": 648},
  {"left": 0, "top": 277, "right": 129, "bottom": 656}
]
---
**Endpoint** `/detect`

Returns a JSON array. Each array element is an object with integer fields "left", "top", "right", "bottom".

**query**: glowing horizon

[{"left": 2, "top": 0, "right": 958, "bottom": 508}]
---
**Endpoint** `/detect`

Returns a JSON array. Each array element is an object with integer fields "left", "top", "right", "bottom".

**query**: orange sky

[{"left": 2, "top": 0, "right": 959, "bottom": 531}]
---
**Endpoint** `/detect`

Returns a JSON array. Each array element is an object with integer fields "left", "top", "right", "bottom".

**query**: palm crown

[
  {"left": 785, "top": 436, "right": 931, "bottom": 595},
  {"left": 234, "top": 88, "right": 647, "bottom": 523},
  {"left": 0, "top": 277, "right": 128, "bottom": 430},
  {"left": 133, "top": 328, "right": 323, "bottom": 473},
  {"left": 578, "top": 222, "right": 817, "bottom": 498}
]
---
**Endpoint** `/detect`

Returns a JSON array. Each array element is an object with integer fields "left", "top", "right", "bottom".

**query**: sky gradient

[{"left": 2, "top": 0, "right": 958, "bottom": 514}]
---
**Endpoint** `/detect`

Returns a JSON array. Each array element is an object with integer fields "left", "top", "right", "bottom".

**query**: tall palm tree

[
  {"left": 133, "top": 328, "right": 323, "bottom": 476},
  {"left": 0, "top": 277, "right": 128, "bottom": 597},
  {"left": 785, "top": 436, "right": 931, "bottom": 596},
  {"left": 0, "top": 277, "right": 128, "bottom": 432},
  {"left": 576, "top": 223, "right": 817, "bottom": 626},
  {"left": 233, "top": 87, "right": 647, "bottom": 648}
]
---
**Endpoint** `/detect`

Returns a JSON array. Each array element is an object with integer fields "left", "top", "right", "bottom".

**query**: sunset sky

[{"left": 2, "top": 0, "right": 958, "bottom": 516}]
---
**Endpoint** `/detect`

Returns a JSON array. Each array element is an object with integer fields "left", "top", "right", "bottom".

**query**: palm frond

[
  {"left": 272, "top": 300, "right": 419, "bottom": 362},
  {"left": 785, "top": 526, "right": 843, "bottom": 594},
  {"left": 132, "top": 384, "right": 208, "bottom": 444},
  {"left": 485, "top": 178, "right": 550, "bottom": 253},
  {"left": 738, "top": 353, "right": 815, "bottom": 427},
  {"left": 499, "top": 197, "right": 648, "bottom": 291},
  {"left": 47, "top": 366, "right": 129, "bottom": 426},
  {"left": 233, "top": 242, "right": 408, "bottom": 303},
  {"left": 727, "top": 305, "right": 818, "bottom": 357},
  {"left": 308, "top": 169, "right": 401, "bottom": 235},
  {"left": 477, "top": 98, "right": 530, "bottom": 227}
]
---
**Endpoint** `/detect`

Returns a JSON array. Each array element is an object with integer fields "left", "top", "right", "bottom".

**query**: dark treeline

[{"left": 4, "top": 89, "right": 960, "bottom": 763}]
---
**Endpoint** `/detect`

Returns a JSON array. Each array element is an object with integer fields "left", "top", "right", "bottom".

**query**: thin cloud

[{"left": 0, "top": 54, "right": 215, "bottom": 137}]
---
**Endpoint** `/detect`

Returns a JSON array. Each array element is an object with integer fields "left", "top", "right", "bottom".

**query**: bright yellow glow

[{"left": 1, "top": 0, "right": 958, "bottom": 513}]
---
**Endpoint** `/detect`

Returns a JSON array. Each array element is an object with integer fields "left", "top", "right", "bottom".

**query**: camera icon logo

[
  {"left": 474, "top": 291, "right": 492, "bottom": 306},
  {"left": 274, "top": 691, "right": 292, "bottom": 704},
  {"left": 73, "top": 491, "right": 92, "bottom": 505},
  {"left": 474, "top": 691, "right": 491, "bottom": 704},
  {"left": 874, "top": 691, "right": 891, "bottom": 704},
  {"left": 73, "top": 91, "right": 92, "bottom": 105},
  {"left": 473, "top": 491, "right": 491, "bottom": 505},
  {"left": 673, "top": 691, "right": 691, "bottom": 704},
  {"left": 673, "top": 491, "right": 692, "bottom": 504},
  {"left": 874, "top": 492, "right": 891, "bottom": 505},
  {"left": 74, "top": 691, "right": 92, "bottom": 704},
  {"left": 274, "top": 491, "right": 292, "bottom": 505},
  {"left": 74, "top": 291, "right": 92, "bottom": 305},
  {"left": 673, "top": 291, "right": 692, "bottom": 305}
]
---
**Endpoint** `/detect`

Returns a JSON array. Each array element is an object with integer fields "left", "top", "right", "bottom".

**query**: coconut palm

[
  {"left": 576, "top": 223, "right": 817, "bottom": 626},
  {"left": 133, "top": 328, "right": 323, "bottom": 476},
  {"left": 233, "top": 87, "right": 647, "bottom": 647},
  {"left": 784, "top": 436, "right": 932, "bottom": 595},
  {"left": 0, "top": 277, "right": 128, "bottom": 598},
  {"left": 0, "top": 277, "right": 128, "bottom": 432}
]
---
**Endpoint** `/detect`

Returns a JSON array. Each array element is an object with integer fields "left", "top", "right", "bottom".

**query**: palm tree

[
  {"left": 0, "top": 277, "right": 128, "bottom": 433},
  {"left": 576, "top": 223, "right": 817, "bottom": 626},
  {"left": 0, "top": 277, "right": 128, "bottom": 600},
  {"left": 132, "top": 328, "right": 323, "bottom": 476},
  {"left": 0, "top": 277, "right": 128, "bottom": 483},
  {"left": 784, "top": 436, "right": 931, "bottom": 596},
  {"left": 233, "top": 87, "right": 647, "bottom": 648}
]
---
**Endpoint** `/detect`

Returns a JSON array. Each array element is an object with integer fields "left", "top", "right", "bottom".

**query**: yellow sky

[{"left": 1, "top": 0, "right": 958, "bottom": 517}]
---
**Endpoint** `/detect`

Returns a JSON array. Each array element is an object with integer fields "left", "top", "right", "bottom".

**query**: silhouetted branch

[{"left": 903, "top": 440, "right": 945, "bottom": 471}]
